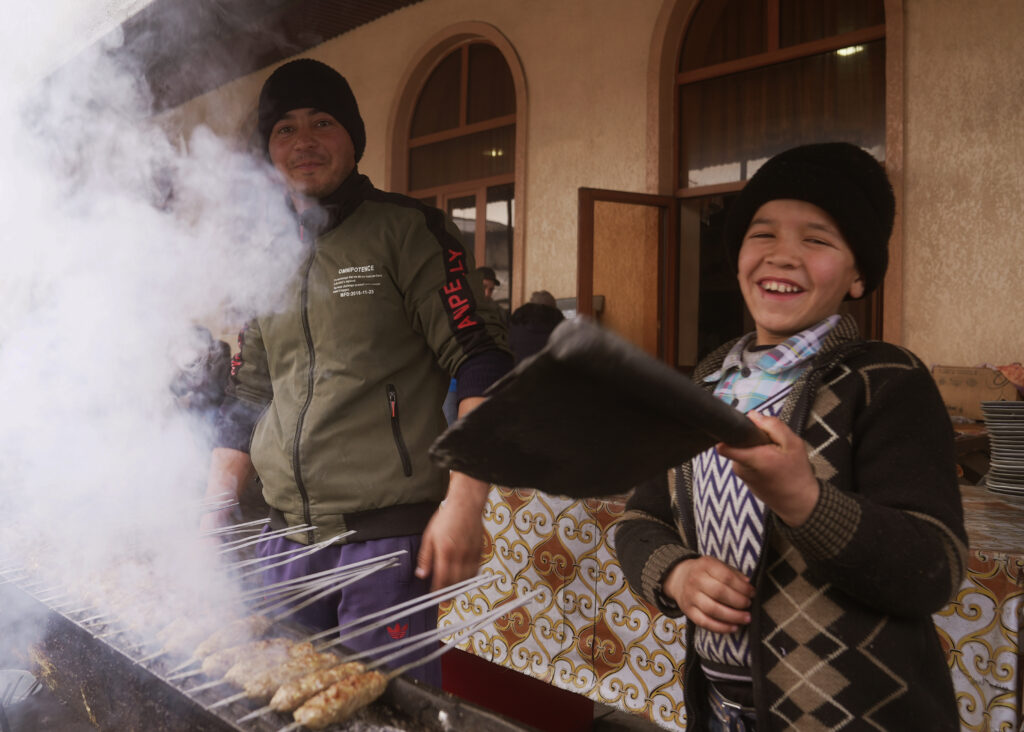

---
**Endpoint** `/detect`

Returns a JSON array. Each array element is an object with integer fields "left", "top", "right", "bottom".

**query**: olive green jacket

[{"left": 219, "top": 173, "right": 510, "bottom": 543}]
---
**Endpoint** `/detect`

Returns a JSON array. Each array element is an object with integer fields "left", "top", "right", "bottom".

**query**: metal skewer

[
  {"left": 319, "top": 573, "right": 496, "bottom": 652},
  {"left": 238, "top": 532, "right": 358, "bottom": 579},
  {"left": 186, "top": 676, "right": 232, "bottom": 695},
  {"left": 351, "top": 587, "right": 538, "bottom": 673},
  {"left": 217, "top": 525, "right": 317, "bottom": 554},
  {"left": 207, "top": 576, "right": 506, "bottom": 716},
  {"left": 202, "top": 499, "right": 239, "bottom": 514},
  {"left": 234, "top": 591, "right": 532, "bottom": 725},
  {"left": 271, "top": 590, "right": 543, "bottom": 732},
  {"left": 266, "top": 560, "right": 400, "bottom": 621},
  {"left": 176, "top": 570, "right": 490, "bottom": 686},
  {"left": 224, "top": 542, "right": 322, "bottom": 571},
  {"left": 305, "top": 572, "right": 493, "bottom": 646},
  {"left": 165, "top": 552, "right": 391, "bottom": 678},
  {"left": 231, "top": 531, "right": 355, "bottom": 573},
  {"left": 198, "top": 490, "right": 235, "bottom": 505},
  {"left": 202, "top": 518, "right": 271, "bottom": 538},
  {"left": 238, "top": 552, "right": 397, "bottom": 603},
  {"left": 207, "top": 688, "right": 247, "bottom": 710}
]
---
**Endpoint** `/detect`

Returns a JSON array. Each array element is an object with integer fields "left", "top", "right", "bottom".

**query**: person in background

[
  {"left": 508, "top": 290, "right": 565, "bottom": 364},
  {"left": 477, "top": 266, "right": 509, "bottom": 324},
  {"left": 477, "top": 266, "right": 500, "bottom": 301},
  {"left": 203, "top": 58, "right": 511, "bottom": 685},
  {"left": 614, "top": 143, "right": 966, "bottom": 730},
  {"left": 170, "top": 324, "right": 232, "bottom": 424}
]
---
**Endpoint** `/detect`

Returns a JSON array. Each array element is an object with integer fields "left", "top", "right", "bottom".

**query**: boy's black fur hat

[
  {"left": 724, "top": 142, "right": 895, "bottom": 297},
  {"left": 257, "top": 59, "right": 366, "bottom": 162}
]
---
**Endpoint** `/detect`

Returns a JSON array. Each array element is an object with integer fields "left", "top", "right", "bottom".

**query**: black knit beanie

[
  {"left": 257, "top": 59, "right": 366, "bottom": 162},
  {"left": 723, "top": 142, "right": 895, "bottom": 297}
]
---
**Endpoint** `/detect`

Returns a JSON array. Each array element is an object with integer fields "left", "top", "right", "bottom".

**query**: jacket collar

[
  {"left": 693, "top": 313, "right": 862, "bottom": 384},
  {"left": 292, "top": 168, "right": 372, "bottom": 242}
]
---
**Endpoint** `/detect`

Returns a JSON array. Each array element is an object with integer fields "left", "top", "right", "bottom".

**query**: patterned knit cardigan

[{"left": 614, "top": 316, "right": 967, "bottom": 731}]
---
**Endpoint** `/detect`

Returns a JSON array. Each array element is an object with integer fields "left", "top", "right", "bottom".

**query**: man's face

[
  {"left": 737, "top": 199, "right": 864, "bottom": 346},
  {"left": 482, "top": 278, "right": 496, "bottom": 300},
  {"left": 268, "top": 108, "right": 355, "bottom": 208}
]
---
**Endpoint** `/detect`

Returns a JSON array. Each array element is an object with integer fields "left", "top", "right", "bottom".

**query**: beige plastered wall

[
  {"left": 168, "top": 0, "right": 1022, "bottom": 367},
  {"left": 902, "top": 0, "right": 1023, "bottom": 366},
  {"left": 167, "top": 0, "right": 663, "bottom": 311}
]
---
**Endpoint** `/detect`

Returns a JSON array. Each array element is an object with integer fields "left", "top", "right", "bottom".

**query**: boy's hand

[
  {"left": 717, "top": 411, "right": 820, "bottom": 527},
  {"left": 663, "top": 557, "right": 755, "bottom": 633}
]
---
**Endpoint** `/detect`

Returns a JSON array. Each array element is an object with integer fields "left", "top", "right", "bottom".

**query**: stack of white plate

[{"left": 982, "top": 400, "right": 1024, "bottom": 495}]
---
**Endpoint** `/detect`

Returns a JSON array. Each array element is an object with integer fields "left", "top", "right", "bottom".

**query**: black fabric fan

[{"left": 430, "top": 318, "right": 768, "bottom": 498}]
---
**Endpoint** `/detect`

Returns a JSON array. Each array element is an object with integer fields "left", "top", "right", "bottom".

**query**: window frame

[
  {"left": 648, "top": 0, "right": 902, "bottom": 352},
  {"left": 388, "top": 25, "right": 526, "bottom": 308}
]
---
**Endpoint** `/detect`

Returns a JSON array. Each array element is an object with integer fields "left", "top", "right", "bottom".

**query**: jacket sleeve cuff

[
  {"left": 777, "top": 480, "right": 862, "bottom": 561},
  {"left": 455, "top": 349, "right": 513, "bottom": 401},
  {"left": 641, "top": 544, "right": 694, "bottom": 617},
  {"left": 213, "top": 395, "right": 265, "bottom": 453}
]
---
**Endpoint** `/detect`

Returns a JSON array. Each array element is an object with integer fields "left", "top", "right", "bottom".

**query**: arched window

[
  {"left": 405, "top": 42, "right": 516, "bottom": 311},
  {"left": 674, "top": 0, "right": 887, "bottom": 364}
]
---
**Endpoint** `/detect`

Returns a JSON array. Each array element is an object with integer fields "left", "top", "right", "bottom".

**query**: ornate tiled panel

[
  {"left": 440, "top": 487, "right": 688, "bottom": 729},
  {"left": 441, "top": 485, "right": 1024, "bottom": 731}
]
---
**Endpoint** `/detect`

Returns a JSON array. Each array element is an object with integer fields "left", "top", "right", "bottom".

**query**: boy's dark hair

[
  {"left": 724, "top": 142, "right": 895, "bottom": 297},
  {"left": 257, "top": 58, "right": 366, "bottom": 163}
]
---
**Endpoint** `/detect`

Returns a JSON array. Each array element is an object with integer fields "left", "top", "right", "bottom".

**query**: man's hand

[
  {"left": 416, "top": 395, "right": 490, "bottom": 591},
  {"left": 199, "top": 447, "right": 254, "bottom": 534},
  {"left": 663, "top": 556, "right": 755, "bottom": 633},
  {"left": 716, "top": 411, "right": 820, "bottom": 527},
  {"left": 416, "top": 471, "right": 489, "bottom": 591}
]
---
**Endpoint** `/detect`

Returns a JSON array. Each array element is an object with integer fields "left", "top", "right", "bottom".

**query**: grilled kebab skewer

[
  {"left": 277, "top": 589, "right": 545, "bottom": 730},
  {"left": 208, "top": 651, "right": 339, "bottom": 709},
  {"left": 290, "top": 669, "right": 388, "bottom": 729},
  {"left": 193, "top": 614, "right": 274, "bottom": 659},
  {"left": 268, "top": 661, "right": 367, "bottom": 713},
  {"left": 202, "top": 638, "right": 312, "bottom": 679}
]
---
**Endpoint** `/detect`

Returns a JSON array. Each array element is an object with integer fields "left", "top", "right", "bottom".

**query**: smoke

[{"left": 0, "top": 5, "right": 301, "bottom": 639}]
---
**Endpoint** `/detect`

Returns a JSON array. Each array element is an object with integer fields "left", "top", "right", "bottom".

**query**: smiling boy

[{"left": 614, "top": 143, "right": 967, "bottom": 730}]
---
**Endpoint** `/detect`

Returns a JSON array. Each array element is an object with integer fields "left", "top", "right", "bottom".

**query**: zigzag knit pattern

[{"left": 693, "top": 387, "right": 789, "bottom": 669}]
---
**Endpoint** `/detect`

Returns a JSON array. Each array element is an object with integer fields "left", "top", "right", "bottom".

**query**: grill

[{"left": 0, "top": 575, "right": 532, "bottom": 732}]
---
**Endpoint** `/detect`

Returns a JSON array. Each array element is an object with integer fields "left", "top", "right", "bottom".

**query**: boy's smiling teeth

[{"left": 760, "top": 280, "right": 803, "bottom": 294}]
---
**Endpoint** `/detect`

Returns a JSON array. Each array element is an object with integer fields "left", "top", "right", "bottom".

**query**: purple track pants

[{"left": 257, "top": 532, "right": 441, "bottom": 686}]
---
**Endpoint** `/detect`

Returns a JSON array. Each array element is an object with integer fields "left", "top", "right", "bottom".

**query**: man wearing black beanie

[
  {"left": 616, "top": 143, "right": 966, "bottom": 729},
  {"left": 204, "top": 58, "right": 512, "bottom": 686}
]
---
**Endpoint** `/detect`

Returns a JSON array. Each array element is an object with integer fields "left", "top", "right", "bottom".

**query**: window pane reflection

[
  {"left": 409, "top": 125, "right": 515, "bottom": 190},
  {"left": 446, "top": 195, "right": 476, "bottom": 256},
  {"left": 679, "top": 0, "right": 765, "bottom": 71},
  {"left": 468, "top": 44, "right": 516, "bottom": 123},
  {"left": 679, "top": 40, "right": 885, "bottom": 189},
  {"left": 780, "top": 0, "right": 884, "bottom": 47},
  {"left": 485, "top": 184, "right": 514, "bottom": 307},
  {"left": 411, "top": 51, "right": 461, "bottom": 137}
]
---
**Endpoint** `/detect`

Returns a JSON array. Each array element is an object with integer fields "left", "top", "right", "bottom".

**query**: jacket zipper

[
  {"left": 386, "top": 384, "right": 414, "bottom": 477},
  {"left": 292, "top": 246, "right": 318, "bottom": 543}
]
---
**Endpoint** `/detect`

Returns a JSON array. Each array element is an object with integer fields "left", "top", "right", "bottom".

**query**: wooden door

[{"left": 577, "top": 188, "right": 677, "bottom": 362}]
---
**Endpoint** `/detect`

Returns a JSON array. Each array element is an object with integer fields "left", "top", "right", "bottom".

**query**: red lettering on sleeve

[
  {"left": 443, "top": 280, "right": 463, "bottom": 295},
  {"left": 447, "top": 249, "right": 466, "bottom": 274}
]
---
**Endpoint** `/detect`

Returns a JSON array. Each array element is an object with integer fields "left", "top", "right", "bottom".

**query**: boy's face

[
  {"left": 268, "top": 107, "right": 356, "bottom": 211},
  {"left": 737, "top": 199, "right": 864, "bottom": 346}
]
